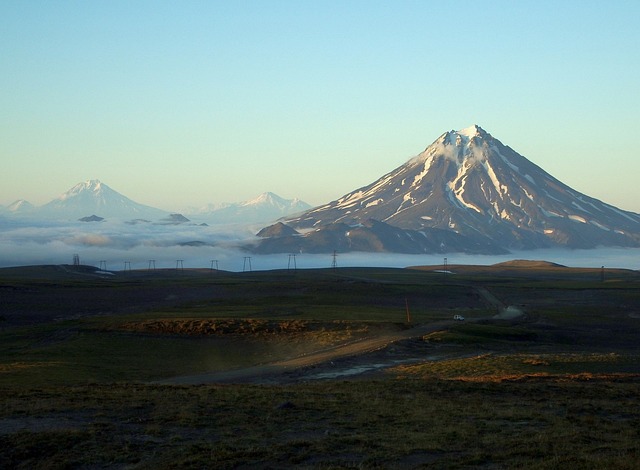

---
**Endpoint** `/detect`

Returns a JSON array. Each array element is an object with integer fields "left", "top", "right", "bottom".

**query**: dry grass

[
  {"left": 117, "top": 318, "right": 394, "bottom": 346},
  {"left": 391, "top": 352, "right": 640, "bottom": 382}
]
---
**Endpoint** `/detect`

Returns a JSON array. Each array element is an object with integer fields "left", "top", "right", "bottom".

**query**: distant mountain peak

[
  {"left": 242, "top": 192, "right": 307, "bottom": 209},
  {"left": 244, "top": 192, "right": 285, "bottom": 206},
  {"left": 187, "top": 192, "right": 312, "bottom": 224},
  {"left": 37, "top": 180, "right": 168, "bottom": 220}
]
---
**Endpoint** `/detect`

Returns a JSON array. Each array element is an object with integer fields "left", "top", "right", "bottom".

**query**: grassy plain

[{"left": 0, "top": 262, "right": 639, "bottom": 468}]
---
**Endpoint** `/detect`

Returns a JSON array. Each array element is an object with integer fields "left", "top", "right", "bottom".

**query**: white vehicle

[{"left": 453, "top": 314, "right": 465, "bottom": 321}]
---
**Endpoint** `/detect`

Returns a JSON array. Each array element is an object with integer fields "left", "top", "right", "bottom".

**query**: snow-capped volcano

[
  {"left": 242, "top": 192, "right": 307, "bottom": 210},
  {"left": 36, "top": 179, "right": 168, "bottom": 220},
  {"left": 188, "top": 192, "right": 311, "bottom": 224},
  {"left": 255, "top": 126, "right": 640, "bottom": 253}
]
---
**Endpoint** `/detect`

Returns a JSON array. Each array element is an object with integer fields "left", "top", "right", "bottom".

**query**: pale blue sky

[{"left": 2, "top": 1, "right": 639, "bottom": 211}]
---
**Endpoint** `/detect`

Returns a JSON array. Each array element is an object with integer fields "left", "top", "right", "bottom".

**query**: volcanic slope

[{"left": 257, "top": 125, "right": 640, "bottom": 253}]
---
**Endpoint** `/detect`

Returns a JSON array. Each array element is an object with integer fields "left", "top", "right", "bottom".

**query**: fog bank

[{"left": 0, "top": 218, "right": 638, "bottom": 271}]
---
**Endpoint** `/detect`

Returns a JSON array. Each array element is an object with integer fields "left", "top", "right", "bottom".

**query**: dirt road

[{"left": 160, "top": 321, "right": 453, "bottom": 385}]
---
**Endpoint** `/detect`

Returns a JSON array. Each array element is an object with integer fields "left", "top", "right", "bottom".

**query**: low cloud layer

[
  {"left": 0, "top": 218, "right": 256, "bottom": 270},
  {"left": 1, "top": 217, "right": 639, "bottom": 271}
]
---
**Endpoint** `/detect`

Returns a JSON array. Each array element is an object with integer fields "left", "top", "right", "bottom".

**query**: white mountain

[
  {"left": 36, "top": 179, "right": 168, "bottom": 220},
  {"left": 188, "top": 192, "right": 312, "bottom": 224}
]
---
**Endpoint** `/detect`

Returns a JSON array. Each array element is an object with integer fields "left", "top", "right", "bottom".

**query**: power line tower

[
  {"left": 243, "top": 257, "right": 252, "bottom": 272},
  {"left": 72, "top": 254, "right": 80, "bottom": 267},
  {"left": 176, "top": 259, "right": 184, "bottom": 271},
  {"left": 331, "top": 250, "right": 338, "bottom": 270},
  {"left": 148, "top": 260, "right": 156, "bottom": 271},
  {"left": 124, "top": 261, "right": 131, "bottom": 272},
  {"left": 210, "top": 259, "right": 218, "bottom": 274},
  {"left": 288, "top": 253, "right": 297, "bottom": 272},
  {"left": 99, "top": 260, "right": 107, "bottom": 271}
]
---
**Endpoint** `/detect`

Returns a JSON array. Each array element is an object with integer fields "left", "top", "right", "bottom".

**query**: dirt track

[{"left": 160, "top": 321, "right": 454, "bottom": 385}]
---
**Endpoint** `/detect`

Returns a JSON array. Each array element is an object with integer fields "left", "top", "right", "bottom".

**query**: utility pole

[{"left": 405, "top": 298, "right": 411, "bottom": 324}]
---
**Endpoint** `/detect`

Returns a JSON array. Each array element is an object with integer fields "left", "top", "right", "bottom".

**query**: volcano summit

[{"left": 255, "top": 125, "right": 640, "bottom": 254}]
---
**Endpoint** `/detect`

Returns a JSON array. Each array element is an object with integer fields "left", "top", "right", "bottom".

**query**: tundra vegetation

[{"left": 0, "top": 262, "right": 639, "bottom": 468}]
